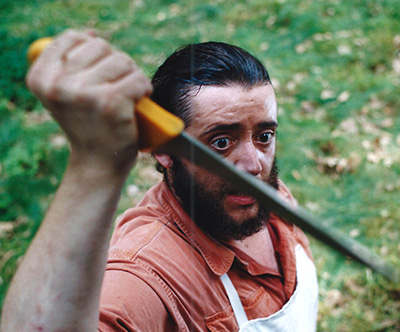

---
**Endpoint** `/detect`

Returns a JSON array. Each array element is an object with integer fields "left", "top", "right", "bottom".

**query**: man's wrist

[
  {"left": 68, "top": 149, "right": 136, "bottom": 182},
  {"left": 64, "top": 156, "right": 133, "bottom": 196}
]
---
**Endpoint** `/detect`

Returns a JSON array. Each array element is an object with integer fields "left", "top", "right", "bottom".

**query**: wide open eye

[
  {"left": 211, "top": 137, "right": 233, "bottom": 151},
  {"left": 257, "top": 132, "right": 274, "bottom": 144}
]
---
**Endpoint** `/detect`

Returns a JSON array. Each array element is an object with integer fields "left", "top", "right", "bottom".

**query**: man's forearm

[
  {"left": 1, "top": 29, "right": 148, "bottom": 332},
  {"left": 1, "top": 161, "right": 129, "bottom": 332}
]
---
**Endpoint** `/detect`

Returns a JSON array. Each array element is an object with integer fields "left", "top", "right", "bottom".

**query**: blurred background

[{"left": 0, "top": 0, "right": 399, "bottom": 330}]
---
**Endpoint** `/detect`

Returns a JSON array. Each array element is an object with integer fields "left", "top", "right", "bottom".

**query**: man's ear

[{"left": 154, "top": 154, "right": 173, "bottom": 169}]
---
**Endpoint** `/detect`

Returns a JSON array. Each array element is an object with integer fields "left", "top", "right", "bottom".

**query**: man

[{"left": 1, "top": 30, "right": 318, "bottom": 332}]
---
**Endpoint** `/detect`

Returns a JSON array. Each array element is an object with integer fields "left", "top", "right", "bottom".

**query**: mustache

[
  {"left": 169, "top": 156, "right": 280, "bottom": 240},
  {"left": 221, "top": 174, "right": 279, "bottom": 198},
  {"left": 170, "top": 156, "right": 280, "bottom": 197}
]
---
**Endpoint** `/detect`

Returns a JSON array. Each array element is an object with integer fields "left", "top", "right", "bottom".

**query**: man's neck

[{"left": 226, "top": 226, "right": 280, "bottom": 274}]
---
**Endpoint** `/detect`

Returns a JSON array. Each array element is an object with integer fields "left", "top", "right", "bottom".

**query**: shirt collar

[
  {"left": 223, "top": 225, "right": 283, "bottom": 277},
  {"left": 157, "top": 179, "right": 297, "bottom": 278},
  {"left": 158, "top": 181, "right": 235, "bottom": 276}
]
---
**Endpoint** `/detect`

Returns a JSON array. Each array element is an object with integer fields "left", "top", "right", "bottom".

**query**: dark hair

[{"left": 151, "top": 41, "right": 271, "bottom": 127}]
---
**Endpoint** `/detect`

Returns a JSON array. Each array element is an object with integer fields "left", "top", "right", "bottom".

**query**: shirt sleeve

[{"left": 98, "top": 269, "right": 177, "bottom": 332}]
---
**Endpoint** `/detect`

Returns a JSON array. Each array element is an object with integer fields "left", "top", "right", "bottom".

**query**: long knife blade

[
  {"left": 28, "top": 37, "right": 399, "bottom": 282},
  {"left": 156, "top": 131, "right": 399, "bottom": 283}
]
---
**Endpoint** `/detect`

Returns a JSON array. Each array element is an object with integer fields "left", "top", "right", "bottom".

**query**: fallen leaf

[
  {"left": 349, "top": 229, "right": 360, "bottom": 238},
  {"left": 393, "top": 58, "right": 400, "bottom": 75},
  {"left": 291, "top": 170, "right": 302, "bottom": 180},
  {"left": 50, "top": 134, "right": 68, "bottom": 148},
  {"left": 381, "top": 118, "right": 394, "bottom": 128},
  {"left": 339, "top": 118, "right": 358, "bottom": 134},
  {"left": 300, "top": 101, "right": 315, "bottom": 113},
  {"left": 394, "top": 35, "right": 400, "bottom": 47},
  {"left": 295, "top": 40, "right": 312, "bottom": 54},
  {"left": 0, "top": 222, "right": 14, "bottom": 237},
  {"left": 126, "top": 185, "right": 140, "bottom": 198},
  {"left": 337, "top": 90, "right": 350, "bottom": 103},
  {"left": 337, "top": 45, "right": 352, "bottom": 55},
  {"left": 324, "top": 289, "right": 343, "bottom": 309},
  {"left": 305, "top": 202, "right": 319, "bottom": 212},
  {"left": 321, "top": 89, "right": 335, "bottom": 100}
]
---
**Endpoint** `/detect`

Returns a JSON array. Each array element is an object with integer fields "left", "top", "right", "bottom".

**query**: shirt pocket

[
  {"left": 205, "top": 287, "right": 271, "bottom": 332},
  {"left": 241, "top": 286, "right": 273, "bottom": 320},
  {"left": 205, "top": 305, "right": 239, "bottom": 332}
]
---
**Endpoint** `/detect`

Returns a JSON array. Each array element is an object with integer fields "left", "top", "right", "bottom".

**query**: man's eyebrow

[
  {"left": 201, "top": 121, "right": 278, "bottom": 137},
  {"left": 257, "top": 121, "right": 278, "bottom": 129},
  {"left": 201, "top": 123, "right": 242, "bottom": 137}
]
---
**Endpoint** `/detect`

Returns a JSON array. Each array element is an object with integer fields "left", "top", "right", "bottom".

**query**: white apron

[{"left": 219, "top": 245, "right": 319, "bottom": 332}]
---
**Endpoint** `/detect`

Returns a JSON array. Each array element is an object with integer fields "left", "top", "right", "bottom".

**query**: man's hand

[
  {"left": 27, "top": 29, "right": 153, "bottom": 173},
  {"left": 0, "top": 30, "right": 152, "bottom": 332}
]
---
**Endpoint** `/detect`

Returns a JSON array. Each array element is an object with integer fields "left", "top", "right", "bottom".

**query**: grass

[{"left": 1, "top": 0, "right": 399, "bottom": 330}]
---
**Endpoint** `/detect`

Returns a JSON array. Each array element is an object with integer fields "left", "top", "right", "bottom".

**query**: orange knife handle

[
  {"left": 135, "top": 97, "right": 184, "bottom": 152},
  {"left": 27, "top": 37, "right": 184, "bottom": 152}
]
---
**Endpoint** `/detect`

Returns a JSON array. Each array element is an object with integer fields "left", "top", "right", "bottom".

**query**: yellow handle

[{"left": 27, "top": 37, "right": 184, "bottom": 152}]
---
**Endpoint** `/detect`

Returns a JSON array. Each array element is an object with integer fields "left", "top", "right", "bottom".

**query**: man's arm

[{"left": 1, "top": 30, "right": 152, "bottom": 332}]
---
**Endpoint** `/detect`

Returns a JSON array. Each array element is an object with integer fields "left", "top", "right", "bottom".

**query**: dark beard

[{"left": 169, "top": 157, "right": 280, "bottom": 241}]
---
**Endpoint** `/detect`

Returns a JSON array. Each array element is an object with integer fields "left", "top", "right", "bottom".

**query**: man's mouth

[{"left": 226, "top": 193, "right": 256, "bottom": 206}]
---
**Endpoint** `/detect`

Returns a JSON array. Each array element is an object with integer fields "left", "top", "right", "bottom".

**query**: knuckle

[
  {"left": 42, "top": 79, "right": 67, "bottom": 104},
  {"left": 26, "top": 65, "right": 48, "bottom": 96},
  {"left": 93, "top": 37, "right": 112, "bottom": 54},
  {"left": 26, "top": 70, "right": 39, "bottom": 92},
  {"left": 115, "top": 52, "right": 135, "bottom": 71},
  {"left": 135, "top": 77, "right": 152, "bottom": 95},
  {"left": 62, "top": 28, "right": 79, "bottom": 37},
  {"left": 136, "top": 71, "right": 152, "bottom": 87},
  {"left": 58, "top": 29, "right": 82, "bottom": 42},
  {"left": 113, "top": 71, "right": 153, "bottom": 99}
]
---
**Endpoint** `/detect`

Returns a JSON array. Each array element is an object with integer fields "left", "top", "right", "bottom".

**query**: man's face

[{"left": 169, "top": 84, "right": 279, "bottom": 240}]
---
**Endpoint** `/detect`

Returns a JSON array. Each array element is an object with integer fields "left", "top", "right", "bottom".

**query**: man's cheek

[{"left": 194, "top": 170, "right": 225, "bottom": 190}]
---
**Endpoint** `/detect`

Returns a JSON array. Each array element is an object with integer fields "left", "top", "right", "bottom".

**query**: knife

[{"left": 28, "top": 38, "right": 399, "bottom": 282}]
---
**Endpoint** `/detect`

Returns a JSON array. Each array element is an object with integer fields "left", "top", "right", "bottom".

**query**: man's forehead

[
  {"left": 188, "top": 84, "right": 278, "bottom": 131},
  {"left": 194, "top": 84, "right": 275, "bottom": 106}
]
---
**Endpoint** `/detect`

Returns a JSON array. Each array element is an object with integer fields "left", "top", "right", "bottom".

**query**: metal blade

[{"left": 156, "top": 132, "right": 399, "bottom": 283}]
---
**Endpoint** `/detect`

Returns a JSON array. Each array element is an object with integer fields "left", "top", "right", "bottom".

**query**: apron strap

[{"left": 220, "top": 273, "right": 249, "bottom": 328}]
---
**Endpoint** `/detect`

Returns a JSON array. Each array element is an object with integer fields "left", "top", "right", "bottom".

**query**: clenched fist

[{"left": 27, "top": 29, "right": 153, "bottom": 173}]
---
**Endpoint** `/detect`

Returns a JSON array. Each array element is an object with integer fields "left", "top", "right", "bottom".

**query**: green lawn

[{"left": 1, "top": 0, "right": 399, "bottom": 330}]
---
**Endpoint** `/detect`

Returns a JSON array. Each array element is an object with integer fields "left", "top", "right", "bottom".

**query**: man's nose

[{"left": 234, "top": 141, "right": 263, "bottom": 176}]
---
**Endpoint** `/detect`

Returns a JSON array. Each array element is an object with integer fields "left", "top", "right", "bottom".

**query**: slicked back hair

[{"left": 151, "top": 41, "right": 271, "bottom": 128}]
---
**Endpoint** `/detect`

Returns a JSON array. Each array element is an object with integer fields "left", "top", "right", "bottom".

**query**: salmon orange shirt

[{"left": 99, "top": 180, "right": 313, "bottom": 332}]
